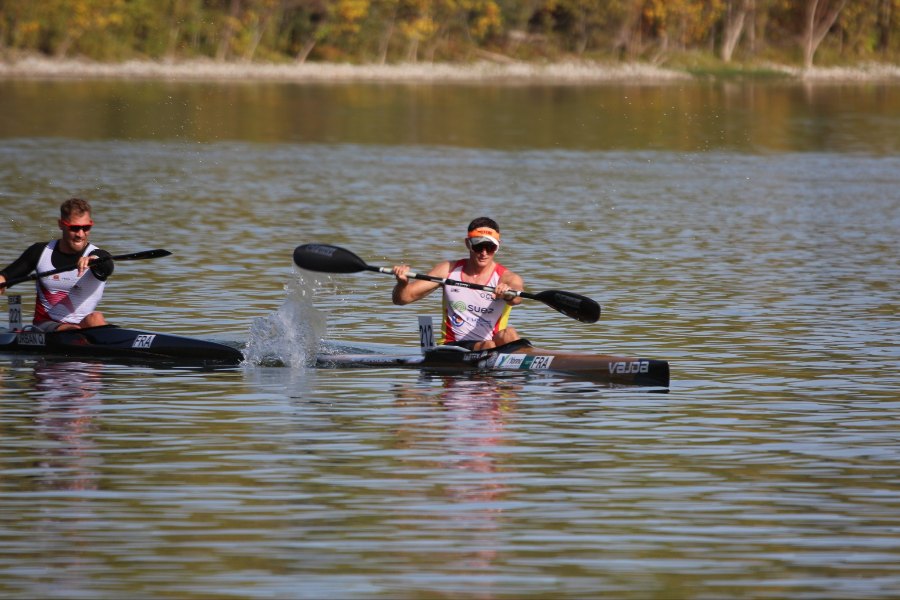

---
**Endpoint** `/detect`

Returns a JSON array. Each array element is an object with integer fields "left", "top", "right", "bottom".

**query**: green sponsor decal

[
  {"left": 520, "top": 356, "right": 535, "bottom": 369},
  {"left": 451, "top": 300, "right": 467, "bottom": 312}
]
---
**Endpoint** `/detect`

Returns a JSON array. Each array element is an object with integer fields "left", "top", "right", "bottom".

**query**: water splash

[{"left": 243, "top": 267, "right": 328, "bottom": 367}]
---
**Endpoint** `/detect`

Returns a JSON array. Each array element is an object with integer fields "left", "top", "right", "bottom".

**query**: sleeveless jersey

[
  {"left": 33, "top": 240, "right": 106, "bottom": 324},
  {"left": 441, "top": 260, "right": 513, "bottom": 344}
]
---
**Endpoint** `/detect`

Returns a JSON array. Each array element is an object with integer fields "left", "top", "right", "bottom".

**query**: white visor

[{"left": 468, "top": 236, "right": 500, "bottom": 249}]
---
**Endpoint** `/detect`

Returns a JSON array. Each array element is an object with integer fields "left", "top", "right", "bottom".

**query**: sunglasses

[
  {"left": 472, "top": 243, "right": 497, "bottom": 254},
  {"left": 61, "top": 219, "right": 93, "bottom": 232}
]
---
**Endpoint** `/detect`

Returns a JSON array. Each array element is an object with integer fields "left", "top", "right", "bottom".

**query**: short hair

[
  {"left": 60, "top": 198, "right": 92, "bottom": 220},
  {"left": 467, "top": 217, "right": 499, "bottom": 233}
]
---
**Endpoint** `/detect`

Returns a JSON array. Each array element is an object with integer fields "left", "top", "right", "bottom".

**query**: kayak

[
  {"left": 293, "top": 245, "right": 668, "bottom": 387},
  {"left": 317, "top": 338, "right": 670, "bottom": 388},
  {"left": 3, "top": 294, "right": 242, "bottom": 365},
  {"left": 0, "top": 324, "right": 243, "bottom": 366}
]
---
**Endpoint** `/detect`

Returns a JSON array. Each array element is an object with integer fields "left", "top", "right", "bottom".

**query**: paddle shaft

[
  {"left": 371, "top": 265, "right": 529, "bottom": 300},
  {"left": 0, "top": 249, "right": 171, "bottom": 290}
]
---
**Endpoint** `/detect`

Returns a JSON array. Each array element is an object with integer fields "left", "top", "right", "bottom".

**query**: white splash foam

[{"left": 243, "top": 267, "right": 328, "bottom": 367}]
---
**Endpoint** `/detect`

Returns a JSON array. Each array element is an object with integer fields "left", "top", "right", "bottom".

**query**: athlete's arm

[
  {"left": 84, "top": 249, "right": 114, "bottom": 280},
  {"left": 392, "top": 261, "right": 450, "bottom": 305},
  {"left": 496, "top": 270, "right": 524, "bottom": 306},
  {"left": 0, "top": 243, "right": 45, "bottom": 295}
]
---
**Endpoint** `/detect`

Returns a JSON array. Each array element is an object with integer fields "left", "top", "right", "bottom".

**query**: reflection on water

[
  {"left": 395, "top": 372, "right": 518, "bottom": 476},
  {"left": 31, "top": 361, "right": 104, "bottom": 492},
  {"left": 392, "top": 374, "right": 521, "bottom": 573},
  {"left": 1, "top": 80, "right": 899, "bottom": 154},
  {"left": 0, "top": 361, "right": 106, "bottom": 599}
]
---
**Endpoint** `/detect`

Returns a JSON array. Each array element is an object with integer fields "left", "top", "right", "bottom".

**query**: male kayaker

[
  {"left": 0, "top": 198, "right": 113, "bottom": 331},
  {"left": 392, "top": 217, "right": 523, "bottom": 351}
]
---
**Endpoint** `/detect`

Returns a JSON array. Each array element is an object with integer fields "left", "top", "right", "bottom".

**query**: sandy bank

[
  {"left": 1, "top": 55, "right": 899, "bottom": 83},
  {"left": 761, "top": 61, "right": 900, "bottom": 81},
  {"left": 0, "top": 56, "right": 688, "bottom": 83}
]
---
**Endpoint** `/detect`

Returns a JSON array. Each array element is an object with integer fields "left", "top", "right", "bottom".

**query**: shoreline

[{"left": 1, "top": 55, "right": 900, "bottom": 83}]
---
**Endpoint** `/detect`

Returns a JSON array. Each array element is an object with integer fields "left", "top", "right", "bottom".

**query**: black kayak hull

[
  {"left": 317, "top": 339, "right": 669, "bottom": 388},
  {"left": 0, "top": 324, "right": 243, "bottom": 366}
]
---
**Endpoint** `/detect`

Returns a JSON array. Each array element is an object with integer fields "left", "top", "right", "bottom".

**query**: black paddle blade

[
  {"left": 111, "top": 249, "right": 172, "bottom": 261},
  {"left": 533, "top": 290, "right": 601, "bottom": 324},
  {"left": 293, "top": 244, "right": 370, "bottom": 274}
]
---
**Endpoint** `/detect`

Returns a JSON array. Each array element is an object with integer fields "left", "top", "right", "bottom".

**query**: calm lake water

[{"left": 1, "top": 79, "right": 899, "bottom": 599}]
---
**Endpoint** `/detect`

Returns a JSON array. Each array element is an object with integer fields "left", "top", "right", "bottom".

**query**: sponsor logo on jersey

[
  {"left": 608, "top": 361, "right": 649, "bottom": 374},
  {"left": 468, "top": 305, "right": 494, "bottom": 315},
  {"left": 18, "top": 332, "right": 46, "bottom": 346},
  {"left": 450, "top": 300, "right": 467, "bottom": 312},
  {"left": 132, "top": 334, "right": 156, "bottom": 349}
]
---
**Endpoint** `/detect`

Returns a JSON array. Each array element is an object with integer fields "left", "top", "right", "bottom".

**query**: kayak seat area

[
  {"left": 495, "top": 338, "right": 533, "bottom": 353},
  {"left": 20, "top": 323, "right": 121, "bottom": 332},
  {"left": 433, "top": 338, "right": 534, "bottom": 354},
  {"left": 432, "top": 345, "right": 469, "bottom": 353}
]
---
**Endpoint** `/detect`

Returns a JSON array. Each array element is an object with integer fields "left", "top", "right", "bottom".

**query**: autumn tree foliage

[{"left": 0, "top": 0, "right": 897, "bottom": 66}]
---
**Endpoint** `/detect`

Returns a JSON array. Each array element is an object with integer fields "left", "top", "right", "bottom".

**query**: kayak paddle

[
  {"left": 0, "top": 249, "right": 172, "bottom": 290},
  {"left": 293, "top": 244, "right": 601, "bottom": 324}
]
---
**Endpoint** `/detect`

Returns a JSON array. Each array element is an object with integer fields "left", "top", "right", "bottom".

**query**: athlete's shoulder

[
  {"left": 447, "top": 258, "right": 467, "bottom": 271},
  {"left": 497, "top": 264, "right": 522, "bottom": 283},
  {"left": 0, "top": 243, "right": 46, "bottom": 279},
  {"left": 496, "top": 263, "right": 519, "bottom": 277},
  {"left": 23, "top": 242, "right": 47, "bottom": 260},
  {"left": 429, "top": 260, "right": 456, "bottom": 277}
]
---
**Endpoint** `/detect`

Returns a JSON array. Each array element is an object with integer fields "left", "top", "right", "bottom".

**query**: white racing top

[
  {"left": 34, "top": 240, "right": 106, "bottom": 324},
  {"left": 441, "top": 259, "right": 513, "bottom": 344}
]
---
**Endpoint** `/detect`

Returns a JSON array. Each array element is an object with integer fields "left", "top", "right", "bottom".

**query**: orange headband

[{"left": 467, "top": 228, "right": 501, "bottom": 243}]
